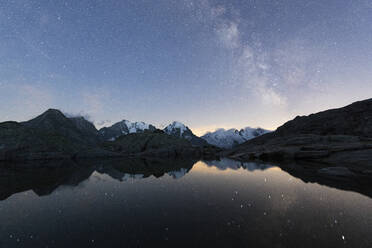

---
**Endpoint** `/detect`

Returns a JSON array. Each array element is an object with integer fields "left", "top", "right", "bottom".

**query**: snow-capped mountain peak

[
  {"left": 239, "top": 127, "right": 269, "bottom": 140},
  {"left": 164, "top": 121, "right": 188, "bottom": 137},
  {"left": 99, "top": 119, "right": 156, "bottom": 141},
  {"left": 163, "top": 121, "right": 208, "bottom": 146},
  {"left": 123, "top": 120, "right": 151, "bottom": 134},
  {"left": 201, "top": 127, "right": 270, "bottom": 149}
]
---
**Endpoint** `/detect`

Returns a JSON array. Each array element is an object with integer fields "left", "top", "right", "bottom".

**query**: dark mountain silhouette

[
  {"left": 276, "top": 98, "right": 372, "bottom": 137},
  {"left": 228, "top": 98, "right": 372, "bottom": 173},
  {"left": 0, "top": 109, "right": 116, "bottom": 161}
]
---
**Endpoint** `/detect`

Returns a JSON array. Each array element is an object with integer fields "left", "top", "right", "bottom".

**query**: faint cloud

[
  {"left": 96, "top": 119, "right": 112, "bottom": 128},
  {"left": 64, "top": 111, "right": 92, "bottom": 121}
]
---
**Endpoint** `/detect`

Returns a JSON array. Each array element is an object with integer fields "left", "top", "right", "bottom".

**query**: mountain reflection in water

[
  {"left": 0, "top": 158, "right": 371, "bottom": 248},
  {"left": 0, "top": 158, "right": 197, "bottom": 200}
]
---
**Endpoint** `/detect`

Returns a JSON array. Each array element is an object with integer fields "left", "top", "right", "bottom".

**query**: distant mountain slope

[
  {"left": 202, "top": 127, "right": 270, "bottom": 149},
  {"left": 99, "top": 120, "right": 156, "bottom": 141},
  {"left": 164, "top": 121, "right": 208, "bottom": 146}
]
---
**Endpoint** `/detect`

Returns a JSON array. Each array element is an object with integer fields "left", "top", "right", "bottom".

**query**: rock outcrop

[{"left": 227, "top": 98, "right": 372, "bottom": 172}]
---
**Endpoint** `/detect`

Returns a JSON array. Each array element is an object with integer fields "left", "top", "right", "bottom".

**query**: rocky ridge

[{"left": 227, "top": 98, "right": 372, "bottom": 174}]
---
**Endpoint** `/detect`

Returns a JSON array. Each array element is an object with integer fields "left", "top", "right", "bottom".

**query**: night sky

[{"left": 1, "top": 0, "right": 371, "bottom": 135}]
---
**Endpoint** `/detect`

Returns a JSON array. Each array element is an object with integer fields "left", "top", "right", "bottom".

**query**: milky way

[{"left": 0, "top": 0, "right": 371, "bottom": 135}]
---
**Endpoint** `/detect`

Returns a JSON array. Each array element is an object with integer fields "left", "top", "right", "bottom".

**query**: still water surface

[{"left": 0, "top": 159, "right": 371, "bottom": 247}]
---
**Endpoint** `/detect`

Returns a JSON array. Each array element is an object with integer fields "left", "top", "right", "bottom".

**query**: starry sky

[{"left": 0, "top": 0, "right": 371, "bottom": 135}]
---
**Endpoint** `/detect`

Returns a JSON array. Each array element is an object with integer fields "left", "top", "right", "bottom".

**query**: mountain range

[
  {"left": 2, "top": 97, "right": 372, "bottom": 175},
  {"left": 98, "top": 120, "right": 209, "bottom": 146},
  {"left": 98, "top": 119, "right": 269, "bottom": 148},
  {"left": 201, "top": 127, "right": 270, "bottom": 149},
  {"left": 0, "top": 109, "right": 222, "bottom": 161},
  {"left": 1, "top": 108, "right": 268, "bottom": 162}
]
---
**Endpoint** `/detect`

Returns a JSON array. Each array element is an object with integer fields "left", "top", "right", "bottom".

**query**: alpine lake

[{"left": 0, "top": 158, "right": 371, "bottom": 248}]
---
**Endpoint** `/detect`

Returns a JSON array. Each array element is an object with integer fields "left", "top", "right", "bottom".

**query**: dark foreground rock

[
  {"left": 227, "top": 98, "right": 372, "bottom": 171},
  {"left": 228, "top": 134, "right": 372, "bottom": 171}
]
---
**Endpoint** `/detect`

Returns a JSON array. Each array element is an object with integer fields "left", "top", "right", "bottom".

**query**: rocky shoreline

[{"left": 227, "top": 134, "right": 372, "bottom": 172}]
